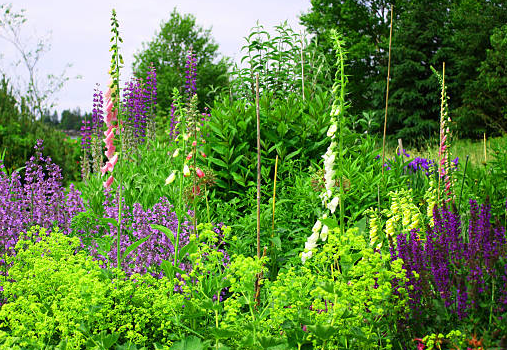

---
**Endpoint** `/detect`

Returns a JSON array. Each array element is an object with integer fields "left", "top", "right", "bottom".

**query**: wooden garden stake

[
  {"left": 483, "top": 132, "right": 487, "bottom": 163},
  {"left": 271, "top": 155, "right": 279, "bottom": 236},
  {"left": 256, "top": 73, "right": 261, "bottom": 260},
  {"left": 300, "top": 31, "right": 305, "bottom": 100},
  {"left": 381, "top": 4, "right": 394, "bottom": 177},
  {"left": 255, "top": 73, "right": 262, "bottom": 306},
  {"left": 398, "top": 138, "right": 404, "bottom": 155}
]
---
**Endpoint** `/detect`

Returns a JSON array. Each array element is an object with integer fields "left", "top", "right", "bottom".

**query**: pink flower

[
  {"left": 104, "top": 175, "right": 114, "bottom": 189},
  {"left": 105, "top": 145, "right": 116, "bottom": 159},
  {"left": 105, "top": 99, "right": 113, "bottom": 114},
  {"left": 192, "top": 140, "right": 197, "bottom": 146},
  {"left": 196, "top": 167, "right": 205, "bottom": 178},
  {"left": 109, "top": 154, "right": 118, "bottom": 167},
  {"left": 186, "top": 152, "right": 193, "bottom": 161},
  {"left": 200, "top": 152, "right": 206, "bottom": 158},
  {"left": 104, "top": 128, "right": 115, "bottom": 144},
  {"left": 100, "top": 163, "right": 109, "bottom": 175}
]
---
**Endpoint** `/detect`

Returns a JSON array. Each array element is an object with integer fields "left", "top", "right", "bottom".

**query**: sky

[{"left": 0, "top": 0, "right": 311, "bottom": 115}]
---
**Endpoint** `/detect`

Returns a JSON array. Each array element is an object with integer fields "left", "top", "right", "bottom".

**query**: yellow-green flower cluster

[
  {"left": 424, "top": 177, "right": 438, "bottom": 226},
  {"left": 367, "top": 189, "right": 422, "bottom": 248},
  {"left": 367, "top": 208, "right": 381, "bottom": 249}
]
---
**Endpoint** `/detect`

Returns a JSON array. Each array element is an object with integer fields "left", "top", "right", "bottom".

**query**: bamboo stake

[
  {"left": 300, "top": 31, "right": 305, "bottom": 100},
  {"left": 381, "top": 4, "right": 394, "bottom": 176},
  {"left": 271, "top": 155, "right": 279, "bottom": 236},
  {"left": 483, "top": 132, "right": 487, "bottom": 163},
  {"left": 255, "top": 73, "right": 262, "bottom": 306},
  {"left": 256, "top": 73, "right": 261, "bottom": 260}
]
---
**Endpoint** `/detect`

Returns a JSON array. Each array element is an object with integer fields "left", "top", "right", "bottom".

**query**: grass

[{"left": 384, "top": 135, "right": 507, "bottom": 167}]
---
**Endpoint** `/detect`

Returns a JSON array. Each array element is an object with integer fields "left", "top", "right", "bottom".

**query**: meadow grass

[{"left": 384, "top": 135, "right": 506, "bottom": 167}]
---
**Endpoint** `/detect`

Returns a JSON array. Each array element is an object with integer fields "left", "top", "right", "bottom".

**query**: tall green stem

[
  {"left": 334, "top": 34, "right": 346, "bottom": 236},
  {"left": 173, "top": 93, "right": 187, "bottom": 267}
]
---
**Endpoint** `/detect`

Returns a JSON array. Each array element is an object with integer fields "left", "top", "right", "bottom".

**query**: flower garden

[{"left": 1, "top": 8, "right": 507, "bottom": 350}]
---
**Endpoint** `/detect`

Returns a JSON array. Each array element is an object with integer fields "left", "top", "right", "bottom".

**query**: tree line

[{"left": 300, "top": 0, "right": 507, "bottom": 140}]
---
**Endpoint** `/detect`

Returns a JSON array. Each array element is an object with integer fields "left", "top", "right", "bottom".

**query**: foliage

[
  {"left": 0, "top": 226, "right": 188, "bottom": 349},
  {"left": 204, "top": 89, "right": 330, "bottom": 199},
  {"left": 0, "top": 77, "right": 81, "bottom": 182},
  {"left": 0, "top": 3, "right": 73, "bottom": 119},
  {"left": 0, "top": 139, "right": 84, "bottom": 279},
  {"left": 300, "top": 0, "right": 392, "bottom": 115},
  {"left": 390, "top": 201, "right": 507, "bottom": 347},
  {"left": 459, "top": 24, "right": 507, "bottom": 135},
  {"left": 132, "top": 8, "right": 230, "bottom": 113},
  {"left": 301, "top": 0, "right": 507, "bottom": 140},
  {"left": 231, "top": 21, "right": 330, "bottom": 101}
]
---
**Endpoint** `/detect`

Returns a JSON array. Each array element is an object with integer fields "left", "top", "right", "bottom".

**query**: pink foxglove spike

[
  {"left": 105, "top": 145, "right": 116, "bottom": 159},
  {"left": 109, "top": 154, "right": 118, "bottom": 167},
  {"left": 104, "top": 175, "right": 114, "bottom": 189},
  {"left": 104, "top": 125, "right": 114, "bottom": 137},
  {"left": 100, "top": 163, "right": 109, "bottom": 175},
  {"left": 104, "top": 129, "right": 115, "bottom": 145},
  {"left": 105, "top": 99, "right": 113, "bottom": 114}
]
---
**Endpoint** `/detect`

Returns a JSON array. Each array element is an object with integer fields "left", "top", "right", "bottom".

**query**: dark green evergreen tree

[
  {"left": 385, "top": 0, "right": 452, "bottom": 140},
  {"left": 301, "top": 0, "right": 395, "bottom": 114},
  {"left": 459, "top": 25, "right": 507, "bottom": 135}
]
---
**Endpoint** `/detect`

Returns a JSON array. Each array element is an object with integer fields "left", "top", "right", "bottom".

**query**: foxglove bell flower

[
  {"left": 102, "top": 78, "right": 118, "bottom": 190},
  {"left": 183, "top": 164, "right": 190, "bottom": 177},
  {"left": 165, "top": 171, "right": 176, "bottom": 185}
]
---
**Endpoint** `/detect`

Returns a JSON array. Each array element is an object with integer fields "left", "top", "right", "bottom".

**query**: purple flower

[{"left": 0, "top": 140, "right": 85, "bottom": 305}]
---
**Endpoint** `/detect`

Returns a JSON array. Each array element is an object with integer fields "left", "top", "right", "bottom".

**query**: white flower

[
  {"left": 172, "top": 149, "right": 180, "bottom": 158},
  {"left": 320, "top": 225, "right": 329, "bottom": 241},
  {"left": 312, "top": 220, "right": 322, "bottom": 234},
  {"left": 306, "top": 231, "right": 319, "bottom": 247},
  {"left": 327, "top": 123, "right": 337, "bottom": 137},
  {"left": 183, "top": 164, "right": 190, "bottom": 177},
  {"left": 327, "top": 196, "right": 340, "bottom": 214},
  {"left": 331, "top": 105, "right": 341, "bottom": 116},
  {"left": 165, "top": 171, "right": 176, "bottom": 185},
  {"left": 301, "top": 250, "right": 313, "bottom": 264}
]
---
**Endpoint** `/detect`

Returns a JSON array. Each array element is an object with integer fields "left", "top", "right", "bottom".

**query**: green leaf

[
  {"left": 306, "top": 324, "right": 339, "bottom": 341},
  {"left": 151, "top": 224, "right": 175, "bottom": 246},
  {"left": 122, "top": 235, "right": 151, "bottom": 261},
  {"left": 170, "top": 335, "right": 204, "bottom": 350},
  {"left": 210, "top": 328, "right": 236, "bottom": 340},
  {"left": 209, "top": 157, "right": 229, "bottom": 168},
  {"left": 178, "top": 241, "right": 197, "bottom": 260},
  {"left": 269, "top": 236, "right": 281, "bottom": 250},
  {"left": 101, "top": 218, "right": 119, "bottom": 228}
]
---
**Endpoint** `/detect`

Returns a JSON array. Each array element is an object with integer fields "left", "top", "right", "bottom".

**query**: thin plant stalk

[
  {"left": 271, "top": 155, "right": 278, "bottom": 236},
  {"left": 457, "top": 155, "right": 469, "bottom": 213},
  {"left": 109, "top": 9, "right": 124, "bottom": 274},
  {"left": 255, "top": 73, "right": 262, "bottom": 306},
  {"left": 256, "top": 73, "right": 261, "bottom": 260},
  {"left": 192, "top": 106, "right": 198, "bottom": 233},
  {"left": 300, "top": 31, "right": 305, "bottom": 100},
  {"left": 204, "top": 183, "right": 211, "bottom": 224},
  {"left": 334, "top": 36, "right": 346, "bottom": 235},
  {"left": 381, "top": 4, "right": 394, "bottom": 177},
  {"left": 483, "top": 132, "right": 487, "bottom": 163},
  {"left": 173, "top": 93, "right": 187, "bottom": 267}
]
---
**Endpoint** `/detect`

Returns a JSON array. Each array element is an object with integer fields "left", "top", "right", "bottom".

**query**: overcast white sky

[{"left": 1, "top": 0, "right": 311, "bottom": 115}]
